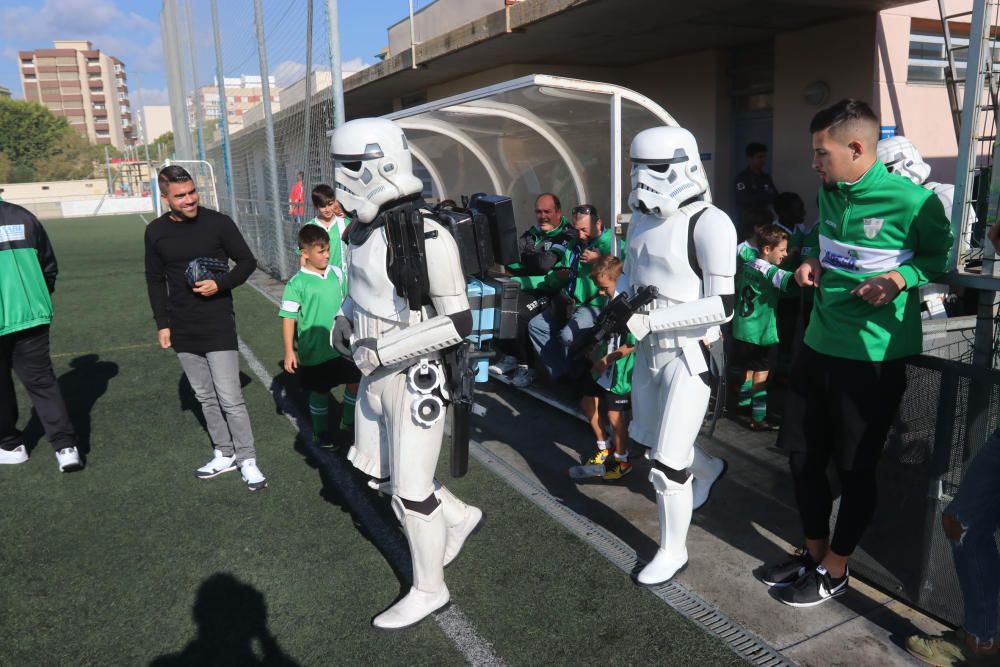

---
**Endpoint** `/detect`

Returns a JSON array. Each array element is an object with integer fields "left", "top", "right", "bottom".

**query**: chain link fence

[{"left": 161, "top": 0, "right": 351, "bottom": 279}]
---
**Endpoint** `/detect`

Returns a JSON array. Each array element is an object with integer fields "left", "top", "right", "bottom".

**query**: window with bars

[{"left": 906, "top": 28, "right": 1000, "bottom": 83}]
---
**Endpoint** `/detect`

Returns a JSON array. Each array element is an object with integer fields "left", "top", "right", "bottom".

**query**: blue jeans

[
  {"left": 945, "top": 428, "right": 1000, "bottom": 642},
  {"left": 527, "top": 303, "right": 598, "bottom": 380}
]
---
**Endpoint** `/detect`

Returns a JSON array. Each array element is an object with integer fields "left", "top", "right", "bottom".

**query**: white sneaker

[
  {"left": 0, "top": 444, "right": 29, "bottom": 465},
  {"left": 195, "top": 449, "right": 237, "bottom": 479},
  {"left": 511, "top": 366, "right": 535, "bottom": 388},
  {"left": 55, "top": 446, "right": 83, "bottom": 472},
  {"left": 239, "top": 458, "right": 267, "bottom": 491},
  {"left": 488, "top": 354, "right": 519, "bottom": 375}
]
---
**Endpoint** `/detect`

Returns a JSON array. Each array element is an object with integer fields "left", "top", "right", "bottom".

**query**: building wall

[
  {"left": 773, "top": 14, "right": 879, "bottom": 218},
  {"left": 18, "top": 41, "right": 135, "bottom": 150},
  {"left": 877, "top": 0, "right": 969, "bottom": 184},
  {"left": 143, "top": 105, "right": 173, "bottom": 141},
  {"left": 388, "top": 0, "right": 511, "bottom": 56}
]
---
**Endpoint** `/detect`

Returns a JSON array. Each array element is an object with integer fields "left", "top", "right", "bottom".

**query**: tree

[
  {"left": 0, "top": 99, "right": 72, "bottom": 171},
  {"left": 33, "top": 127, "right": 102, "bottom": 181},
  {"left": 0, "top": 152, "right": 12, "bottom": 183}
]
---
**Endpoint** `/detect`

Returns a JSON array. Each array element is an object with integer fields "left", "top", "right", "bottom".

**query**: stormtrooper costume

[
  {"left": 877, "top": 135, "right": 969, "bottom": 320},
  {"left": 622, "top": 127, "right": 737, "bottom": 585},
  {"left": 329, "top": 118, "right": 483, "bottom": 629}
]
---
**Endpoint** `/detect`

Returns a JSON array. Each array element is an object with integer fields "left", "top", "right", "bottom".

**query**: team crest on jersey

[{"left": 863, "top": 217, "right": 884, "bottom": 239}]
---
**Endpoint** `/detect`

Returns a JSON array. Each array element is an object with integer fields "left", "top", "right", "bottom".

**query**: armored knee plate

[{"left": 649, "top": 460, "right": 692, "bottom": 495}]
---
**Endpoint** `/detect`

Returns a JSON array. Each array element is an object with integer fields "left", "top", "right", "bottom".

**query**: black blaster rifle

[
  {"left": 442, "top": 340, "right": 487, "bottom": 478},
  {"left": 570, "top": 284, "right": 660, "bottom": 357}
]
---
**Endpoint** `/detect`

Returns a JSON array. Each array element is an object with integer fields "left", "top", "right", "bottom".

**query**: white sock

[
  {"left": 596, "top": 440, "right": 608, "bottom": 450},
  {"left": 614, "top": 452, "right": 629, "bottom": 462}
]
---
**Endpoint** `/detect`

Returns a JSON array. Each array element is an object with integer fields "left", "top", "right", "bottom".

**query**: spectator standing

[
  {"left": 757, "top": 100, "right": 953, "bottom": 606},
  {"left": 735, "top": 142, "right": 778, "bottom": 239},
  {"left": 288, "top": 171, "right": 305, "bottom": 225},
  {"left": 145, "top": 165, "right": 267, "bottom": 490},
  {"left": 0, "top": 201, "right": 82, "bottom": 471},
  {"left": 490, "top": 192, "right": 576, "bottom": 387}
]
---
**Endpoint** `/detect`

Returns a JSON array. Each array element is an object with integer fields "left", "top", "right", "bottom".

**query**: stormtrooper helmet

[
  {"left": 331, "top": 117, "right": 424, "bottom": 223},
  {"left": 877, "top": 135, "right": 931, "bottom": 185},
  {"left": 628, "top": 126, "right": 709, "bottom": 218}
]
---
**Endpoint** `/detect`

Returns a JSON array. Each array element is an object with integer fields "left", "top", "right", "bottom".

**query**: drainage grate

[{"left": 470, "top": 440, "right": 795, "bottom": 667}]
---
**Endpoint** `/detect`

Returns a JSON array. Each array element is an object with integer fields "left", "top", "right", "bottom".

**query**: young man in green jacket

[
  {"left": 0, "top": 202, "right": 82, "bottom": 471},
  {"left": 757, "top": 100, "right": 953, "bottom": 606}
]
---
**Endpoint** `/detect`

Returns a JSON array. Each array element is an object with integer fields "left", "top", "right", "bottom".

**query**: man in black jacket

[
  {"left": 145, "top": 165, "right": 266, "bottom": 490},
  {"left": 0, "top": 201, "right": 81, "bottom": 471}
]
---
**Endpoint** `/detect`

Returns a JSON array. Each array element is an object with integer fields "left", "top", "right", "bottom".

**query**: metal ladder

[{"left": 947, "top": 0, "right": 1000, "bottom": 270}]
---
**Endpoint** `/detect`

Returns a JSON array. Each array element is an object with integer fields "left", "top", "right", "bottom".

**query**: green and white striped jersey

[{"left": 804, "top": 162, "right": 953, "bottom": 361}]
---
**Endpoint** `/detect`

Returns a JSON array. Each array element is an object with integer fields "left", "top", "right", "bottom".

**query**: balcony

[{"left": 87, "top": 65, "right": 100, "bottom": 75}]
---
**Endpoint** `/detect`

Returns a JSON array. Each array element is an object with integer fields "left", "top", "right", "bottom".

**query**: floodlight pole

[
  {"left": 254, "top": 0, "right": 288, "bottom": 278},
  {"left": 303, "top": 0, "right": 314, "bottom": 198},
  {"left": 104, "top": 145, "right": 112, "bottom": 194},
  {"left": 325, "top": 0, "right": 345, "bottom": 127},
  {"left": 211, "top": 0, "right": 238, "bottom": 223},
  {"left": 185, "top": 0, "right": 205, "bottom": 160}
]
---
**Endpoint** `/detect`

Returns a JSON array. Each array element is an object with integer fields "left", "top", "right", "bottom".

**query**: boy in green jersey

[
  {"left": 280, "top": 225, "right": 360, "bottom": 447},
  {"left": 733, "top": 224, "right": 792, "bottom": 430},
  {"left": 299, "top": 184, "right": 351, "bottom": 276},
  {"left": 578, "top": 256, "right": 636, "bottom": 480},
  {"left": 758, "top": 99, "right": 952, "bottom": 609}
]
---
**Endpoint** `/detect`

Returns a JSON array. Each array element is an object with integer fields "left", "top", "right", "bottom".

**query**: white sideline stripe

[{"left": 237, "top": 286, "right": 504, "bottom": 667}]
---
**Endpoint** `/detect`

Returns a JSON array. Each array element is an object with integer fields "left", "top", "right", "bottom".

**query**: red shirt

[{"left": 289, "top": 181, "right": 304, "bottom": 215}]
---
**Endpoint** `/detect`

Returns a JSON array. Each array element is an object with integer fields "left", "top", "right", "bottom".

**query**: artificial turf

[{"left": 2, "top": 213, "right": 746, "bottom": 666}]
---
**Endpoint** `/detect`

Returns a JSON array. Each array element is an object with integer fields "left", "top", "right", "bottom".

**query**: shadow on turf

[
  {"left": 150, "top": 572, "right": 299, "bottom": 667},
  {"left": 22, "top": 354, "right": 118, "bottom": 459},
  {"left": 268, "top": 362, "right": 414, "bottom": 603}
]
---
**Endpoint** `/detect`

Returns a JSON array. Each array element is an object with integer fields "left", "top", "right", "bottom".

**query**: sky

[{"left": 0, "top": 0, "right": 434, "bottom": 106}]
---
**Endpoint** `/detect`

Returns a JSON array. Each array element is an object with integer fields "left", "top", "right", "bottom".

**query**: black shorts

[
  {"left": 298, "top": 356, "right": 362, "bottom": 394},
  {"left": 733, "top": 338, "right": 776, "bottom": 372},
  {"left": 779, "top": 344, "right": 907, "bottom": 471},
  {"left": 581, "top": 378, "right": 631, "bottom": 412}
]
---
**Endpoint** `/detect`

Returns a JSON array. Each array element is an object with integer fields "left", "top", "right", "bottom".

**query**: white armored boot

[
  {"left": 373, "top": 497, "right": 450, "bottom": 629},
  {"left": 436, "top": 482, "right": 484, "bottom": 567},
  {"left": 637, "top": 468, "right": 693, "bottom": 585},
  {"left": 690, "top": 445, "right": 726, "bottom": 511}
]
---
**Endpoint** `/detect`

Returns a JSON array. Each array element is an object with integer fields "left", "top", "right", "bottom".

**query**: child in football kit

[
  {"left": 579, "top": 256, "right": 636, "bottom": 480},
  {"left": 733, "top": 224, "right": 792, "bottom": 431},
  {"left": 280, "top": 225, "right": 360, "bottom": 447}
]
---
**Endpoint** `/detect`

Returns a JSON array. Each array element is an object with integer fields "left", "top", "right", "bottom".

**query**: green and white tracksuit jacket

[
  {"left": 0, "top": 202, "right": 58, "bottom": 337},
  {"left": 803, "top": 161, "right": 953, "bottom": 361}
]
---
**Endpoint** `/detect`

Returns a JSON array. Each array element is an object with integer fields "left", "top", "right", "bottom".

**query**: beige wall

[
  {"left": 773, "top": 14, "right": 879, "bottom": 219},
  {"left": 143, "top": 106, "right": 173, "bottom": 142},
  {"left": 0, "top": 179, "right": 107, "bottom": 200}
]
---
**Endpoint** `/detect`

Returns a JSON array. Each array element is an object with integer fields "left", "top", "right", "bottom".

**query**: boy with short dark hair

[
  {"left": 733, "top": 224, "right": 792, "bottom": 431},
  {"left": 301, "top": 184, "right": 350, "bottom": 276},
  {"left": 579, "top": 255, "right": 636, "bottom": 480},
  {"left": 280, "top": 225, "right": 360, "bottom": 447}
]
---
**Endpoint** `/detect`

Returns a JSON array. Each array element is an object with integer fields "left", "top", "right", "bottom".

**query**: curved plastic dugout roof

[{"left": 384, "top": 74, "right": 685, "bottom": 234}]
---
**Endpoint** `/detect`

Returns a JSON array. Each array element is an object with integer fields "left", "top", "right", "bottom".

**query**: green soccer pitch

[{"left": 0, "top": 213, "right": 745, "bottom": 665}]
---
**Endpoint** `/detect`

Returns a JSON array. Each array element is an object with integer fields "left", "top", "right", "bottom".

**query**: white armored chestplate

[
  {"left": 625, "top": 210, "right": 702, "bottom": 303},
  {"left": 346, "top": 226, "right": 410, "bottom": 321}
]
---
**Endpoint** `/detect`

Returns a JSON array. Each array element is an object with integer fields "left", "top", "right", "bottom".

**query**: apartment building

[
  {"left": 188, "top": 75, "right": 280, "bottom": 135},
  {"left": 19, "top": 40, "right": 136, "bottom": 149}
]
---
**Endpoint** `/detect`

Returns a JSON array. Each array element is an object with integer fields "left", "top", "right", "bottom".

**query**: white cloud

[
  {"left": 134, "top": 87, "right": 169, "bottom": 106},
  {"left": 341, "top": 57, "right": 370, "bottom": 75},
  {"left": 272, "top": 60, "right": 307, "bottom": 88},
  {"left": 0, "top": 0, "right": 162, "bottom": 75}
]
